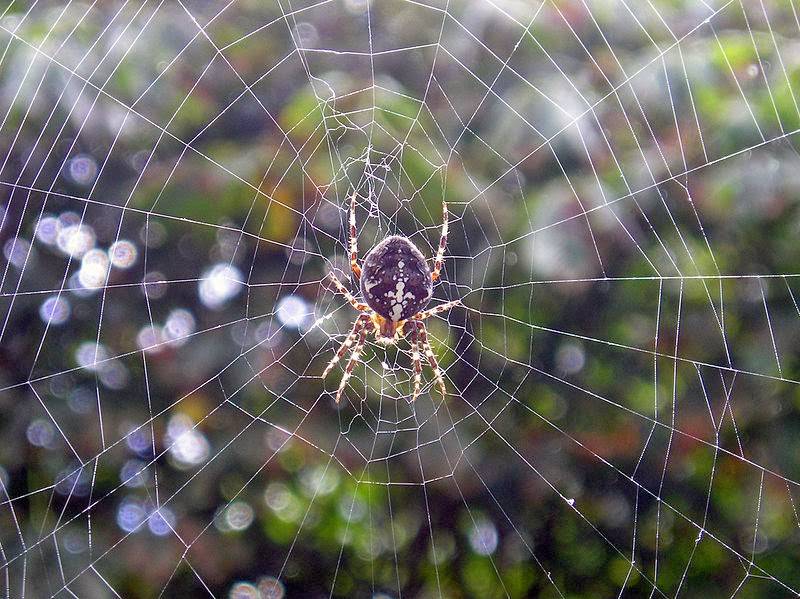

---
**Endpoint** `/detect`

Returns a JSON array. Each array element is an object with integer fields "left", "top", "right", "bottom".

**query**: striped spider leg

[
  {"left": 349, "top": 190, "right": 362, "bottom": 279},
  {"left": 334, "top": 319, "right": 372, "bottom": 403},
  {"left": 405, "top": 299, "right": 462, "bottom": 401},
  {"left": 323, "top": 271, "right": 372, "bottom": 403},
  {"left": 328, "top": 270, "right": 369, "bottom": 312},
  {"left": 416, "top": 321, "right": 447, "bottom": 399},
  {"left": 410, "top": 299, "right": 462, "bottom": 322},
  {"left": 322, "top": 312, "right": 374, "bottom": 403},
  {"left": 406, "top": 321, "right": 425, "bottom": 402},
  {"left": 431, "top": 200, "right": 449, "bottom": 282}
]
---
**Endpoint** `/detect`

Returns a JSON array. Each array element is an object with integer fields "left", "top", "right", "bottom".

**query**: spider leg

[
  {"left": 417, "top": 322, "right": 447, "bottom": 398},
  {"left": 407, "top": 322, "right": 423, "bottom": 402},
  {"left": 431, "top": 200, "right": 449, "bottom": 282},
  {"left": 329, "top": 271, "right": 370, "bottom": 312},
  {"left": 349, "top": 190, "right": 362, "bottom": 280},
  {"left": 322, "top": 313, "right": 369, "bottom": 379},
  {"left": 335, "top": 323, "right": 370, "bottom": 403},
  {"left": 411, "top": 299, "right": 461, "bottom": 321}
]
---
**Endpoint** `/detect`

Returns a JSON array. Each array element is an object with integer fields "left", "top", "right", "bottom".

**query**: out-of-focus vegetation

[{"left": 0, "top": 1, "right": 799, "bottom": 597}]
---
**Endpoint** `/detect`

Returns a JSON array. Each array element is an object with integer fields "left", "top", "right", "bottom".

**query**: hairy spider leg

[
  {"left": 336, "top": 323, "right": 371, "bottom": 403},
  {"left": 431, "top": 201, "right": 449, "bottom": 282},
  {"left": 416, "top": 322, "right": 447, "bottom": 398},
  {"left": 322, "top": 313, "right": 370, "bottom": 379},
  {"left": 349, "top": 190, "right": 361, "bottom": 279},
  {"left": 407, "top": 322, "right": 424, "bottom": 402},
  {"left": 329, "top": 271, "right": 369, "bottom": 312},
  {"left": 411, "top": 299, "right": 461, "bottom": 321}
]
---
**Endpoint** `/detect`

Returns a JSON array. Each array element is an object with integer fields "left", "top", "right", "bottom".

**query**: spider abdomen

[{"left": 360, "top": 235, "right": 433, "bottom": 323}]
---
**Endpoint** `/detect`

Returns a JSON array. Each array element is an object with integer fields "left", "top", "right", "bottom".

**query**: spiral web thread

[{"left": 0, "top": 0, "right": 799, "bottom": 597}]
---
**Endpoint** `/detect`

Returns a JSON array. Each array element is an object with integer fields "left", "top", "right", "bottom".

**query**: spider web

[{"left": 0, "top": 0, "right": 799, "bottom": 596}]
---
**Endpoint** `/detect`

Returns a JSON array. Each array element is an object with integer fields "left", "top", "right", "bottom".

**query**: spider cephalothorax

[{"left": 323, "top": 191, "right": 460, "bottom": 403}]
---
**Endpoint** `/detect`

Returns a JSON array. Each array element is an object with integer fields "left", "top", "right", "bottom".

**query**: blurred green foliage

[{"left": 0, "top": 1, "right": 799, "bottom": 598}]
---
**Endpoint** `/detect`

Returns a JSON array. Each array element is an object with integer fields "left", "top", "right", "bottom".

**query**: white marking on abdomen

[{"left": 390, "top": 304, "right": 403, "bottom": 321}]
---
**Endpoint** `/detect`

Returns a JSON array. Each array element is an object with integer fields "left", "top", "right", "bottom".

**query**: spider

[{"left": 323, "top": 191, "right": 461, "bottom": 403}]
